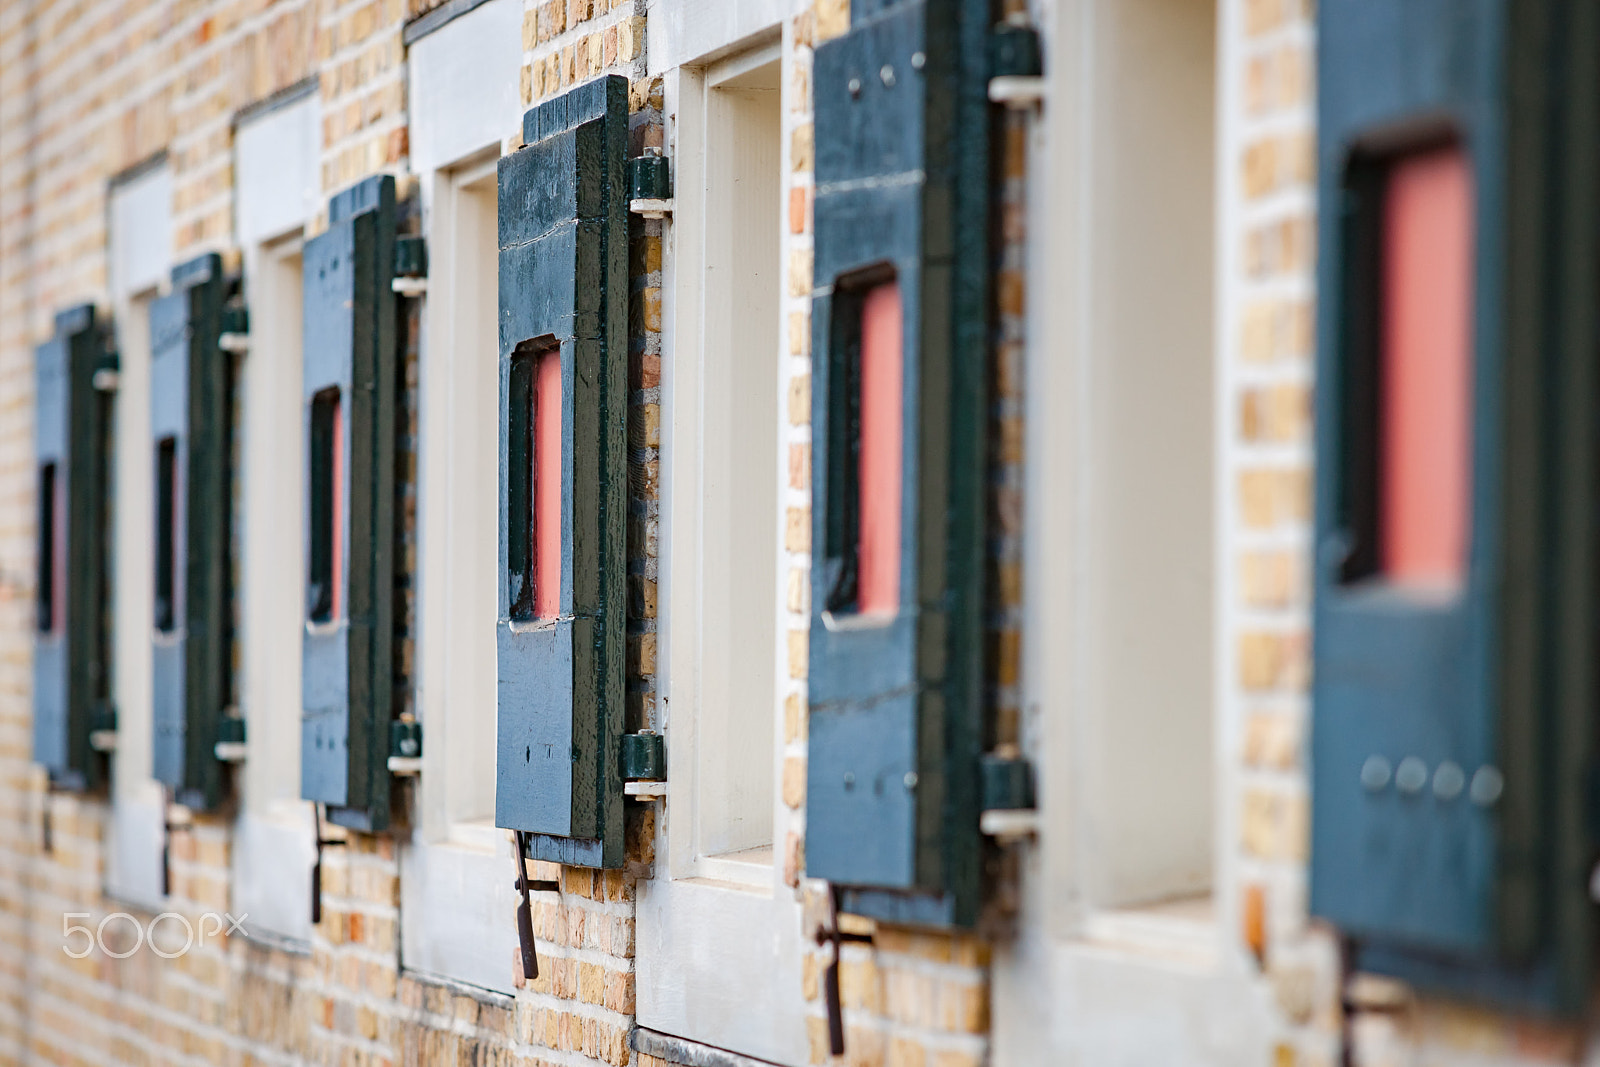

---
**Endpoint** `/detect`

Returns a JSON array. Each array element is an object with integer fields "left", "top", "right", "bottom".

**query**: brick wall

[{"left": 0, "top": 0, "right": 1457, "bottom": 1064}]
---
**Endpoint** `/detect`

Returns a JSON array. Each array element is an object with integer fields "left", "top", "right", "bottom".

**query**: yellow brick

[
  {"left": 789, "top": 374, "right": 811, "bottom": 424},
  {"left": 782, "top": 756, "right": 807, "bottom": 809},
  {"left": 785, "top": 507, "right": 810, "bottom": 552},
  {"left": 788, "top": 630, "right": 808, "bottom": 679},
  {"left": 785, "top": 691, "right": 807, "bottom": 743},
  {"left": 788, "top": 248, "right": 813, "bottom": 297}
]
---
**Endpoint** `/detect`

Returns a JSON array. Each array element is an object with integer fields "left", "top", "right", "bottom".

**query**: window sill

[
  {"left": 693, "top": 845, "right": 775, "bottom": 891},
  {"left": 1080, "top": 894, "right": 1218, "bottom": 968}
]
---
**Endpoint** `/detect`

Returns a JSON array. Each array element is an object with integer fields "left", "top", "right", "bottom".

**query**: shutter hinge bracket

[
  {"left": 89, "top": 702, "right": 118, "bottom": 753},
  {"left": 979, "top": 752, "right": 1038, "bottom": 841},
  {"left": 388, "top": 716, "right": 422, "bottom": 775},
  {"left": 622, "top": 732, "right": 666, "bottom": 801},
  {"left": 629, "top": 149, "right": 673, "bottom": 219},
  {"left": 392, "top": 236, "right": 428, "bottom": 295},
  {"left": 988, "top": 16, "right": 1044, "bottom": 108},
  {"left": 214, "top": 710, "right": 247, "bottom": 762}
]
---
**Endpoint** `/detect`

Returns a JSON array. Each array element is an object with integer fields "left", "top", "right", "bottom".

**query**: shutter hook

[
  {"left": 311, "top": 803, "right": 345, "bottom": 925},
  {"left": 161, "top": 787, "right": 192, "bottom": 898},
  {"left": 511, "top": 830, "right": 561, "bottom": 982},
  {"left": 814, "top": 884, "right": 874, "bottom": 1056}
]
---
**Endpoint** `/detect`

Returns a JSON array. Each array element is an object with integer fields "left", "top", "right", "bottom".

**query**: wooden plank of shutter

[
  {"left": 301, "top": 175, "right": 397, "bottom": 833},
  {"left": 805, "top": 0, "right": 990, "bottom": 927},
  {"left": 34, "top": 305, "right": 112, "bottom": 791},
  {"left": 149, "top": 252, "right": 231, "bottom": 811},
  {"left": 1311, "top": 0, "right": 1599, "bottom": 1013},
  {"left": 495, "top": 75, "right": 628, "bottom": 868}
]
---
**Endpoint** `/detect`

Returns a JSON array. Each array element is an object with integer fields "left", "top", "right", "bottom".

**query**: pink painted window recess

[{"left": 1378, "top": 144, "right": 1475, "bottom": 589}]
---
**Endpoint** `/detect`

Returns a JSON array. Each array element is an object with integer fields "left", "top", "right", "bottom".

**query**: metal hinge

[
  {"left": 219, "top": 305, "right": 250, "bottom": 353},
  {"left": 988, "top": 16, "right": 1044, "bottom": 107},
  {"left": 388, "top": 716, "right": 422, "bottom": 776},
  {"left": 622, "top": 732, "right": 666, "bottom": 800},
  {"left": 979, "top": 752, "right": 1039, "bottom": 841},
  {"left": 392, "top": 236, "right": 428, "bottom": 296},
  {"left": 629, "top": 149, "right": 673, "bottom": 219}
]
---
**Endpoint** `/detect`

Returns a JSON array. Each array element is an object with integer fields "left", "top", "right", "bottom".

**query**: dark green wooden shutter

[
  {"left": 494, "top": 76, "right": 628, "bottom": 868},
  {"left": 1311, "top": 0, "right": 1599, "bottom": 1012},
  {"left": 34, "top": 305, "right": 112, "bottom": 791},
  {"left": 149, "top": 253, "right": 231, "bottom": 811},
  {"left": 301, "top": 175, "right": 397, "bottom": 833},
  {"left": 804, "top": 0, "right": 991, "bottom": 927}
]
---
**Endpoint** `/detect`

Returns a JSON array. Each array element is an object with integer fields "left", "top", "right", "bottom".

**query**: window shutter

[
  {"left": 34, "top": 305, "right": 112, "bottom": 791},
  {"left": 149, "top": 253, "right": 231, "bottom": 811},
  {"left": 1312, "top": 0, "right": 1598, "bottom": 1011},
  {"left": 494, "top": 75, "right": 628, "bottom": 868},
  {"left": 301, "top": 175, "right": 398, "bottom": 833},
  {"left": 805, "top": 0, "right": 991, "bottom": 927}
]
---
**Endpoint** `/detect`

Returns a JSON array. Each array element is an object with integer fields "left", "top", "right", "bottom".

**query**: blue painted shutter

[
  {"left": 34, "top": 305, "right": 111, "bottom": 791},
  {"left": 149, "top": 253, "right": 232, "bottom": 811},
  {"left": 804, "top": 0, "right": 991, "bottom": 926},
  {"left": 301, "top": 176, "right": 397, "bottom": 833},
  {"left": 1312, "top": 0, "right": 1598, "bottom": 1011},
  {"left": 494, "top": 76, "right": 628, "bottom": 868}
]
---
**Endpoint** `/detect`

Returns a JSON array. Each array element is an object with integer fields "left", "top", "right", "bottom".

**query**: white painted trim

[
  {"left": 407, "top": 0, "right": 524, "bottom": 176},
  {"left": 107, "top": 167, "right": 168, "bottom": 906},
  {"left": 232, "top": 233, "right": 316, "bottom": 943},
  {"left": 993, "top": 0, "right": 1270, "bottom": 1061},
  {"left": 401, "top": 148, "right": 517, "bottom": 995},
  {"left": 110, "top": 169, "right": 172, "bottom": 302},
  {"left": 645, "top": 0, "right": 794, "bottom": 76},
  {"left": 235, "top": 95, "right": 320, "bottom": 247},
  {"left": 637, "top": 49, "right": 809, "bottom": 1065}
]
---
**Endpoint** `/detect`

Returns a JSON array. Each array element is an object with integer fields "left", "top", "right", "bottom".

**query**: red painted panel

[
  {"left": 857, "top": 282, "right": 903, "bottom": 617},
  {"left": 534, "top": 347, "right": 562, "bottom": 620},
  {"left": 331, "top": 397, "right": 343, "bottom": 621},
  {"left": 1380, "top": 146, "right": 1474, "bottom": 587}
]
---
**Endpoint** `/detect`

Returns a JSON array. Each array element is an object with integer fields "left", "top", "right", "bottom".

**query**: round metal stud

[
  {"left": 880, "top": 65, "right": 896, "bottom": 87},
  {"left": 911, "top": 51, "right": 926, "bottom": 70},
  {"left": 1469, "top": 765, "right": 1504, "bottom": 808},
  {"left": 843, "top": 772, "right": 855, "bottom": 790},
  {"left": 903, "top": 772, "right": 918, "bottom": 790},
  {"left": 848, "top": 77, "right": 862, "bottom": 98},
  {"left": 1394, "top": 757, "right": 1428, "bottom": 795},
  {"left": 1359, "top": 755, "right": 1392, "bottom": 793},
  {"left": 1432, "top": 760, "right": 1464, "bottom": 801}
]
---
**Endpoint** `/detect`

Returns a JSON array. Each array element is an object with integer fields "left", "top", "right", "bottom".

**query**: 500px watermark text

[{"left": 63, "top": 911, "right": 247, "bottom": 958}]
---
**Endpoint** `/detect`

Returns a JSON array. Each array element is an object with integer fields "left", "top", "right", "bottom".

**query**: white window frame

[
  {"left": 993, "top": 0, "right": 1273, "bottom": 1062},
  {"left": 106, "top": 164, "right": 173, "bottom": 911},
  {"left": 228, "top": 91, "right": 323, "bottom": 948},
  {"left": 635, "top": 37, "right": 810, "bottom": 1065},
  {"left": 401, "top": 149, "right": 519, "bottom": 994},
  {"left": 398, "top": 0, "right": 526, "bottom": 992}
]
